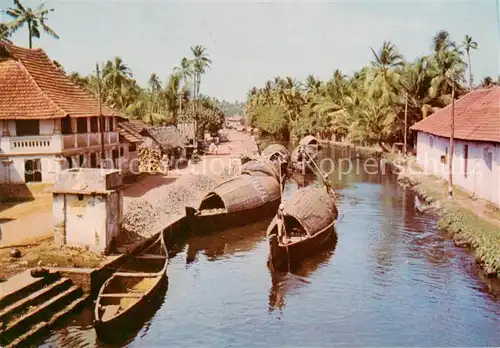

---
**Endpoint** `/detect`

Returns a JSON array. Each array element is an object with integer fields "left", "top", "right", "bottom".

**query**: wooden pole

[
  {"left": 96, "top": 63, "right": 105, "bottom": 161},
  {"left": 404, "top": 92, "right": 408, "bottom": 156},
  {"left": 448, "top": 81, "right": 455, "bottom": 198}
]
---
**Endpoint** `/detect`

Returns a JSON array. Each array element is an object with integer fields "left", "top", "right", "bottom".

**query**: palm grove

[
  {"left": 1, "top": 0, "right": 234, "bottom": 136},
  {"left": 246, "top": 31, "right": 497, "bottom": 146}
]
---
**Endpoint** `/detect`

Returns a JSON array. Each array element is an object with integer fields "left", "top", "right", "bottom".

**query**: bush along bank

[{"left": 398, "top": 169, "right": 500, "bottom": 278}]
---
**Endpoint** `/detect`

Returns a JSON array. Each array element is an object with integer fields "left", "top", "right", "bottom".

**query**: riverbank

[{"left": 398, "top": 167, "right": 500, "bottom": 277}]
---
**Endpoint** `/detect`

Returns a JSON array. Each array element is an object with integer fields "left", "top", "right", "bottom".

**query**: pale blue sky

[{"left": 1, "top": 0, "right": 499, "bottom": 101}]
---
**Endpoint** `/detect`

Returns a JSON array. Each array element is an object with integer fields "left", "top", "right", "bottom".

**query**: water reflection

[
  {"left": 268, "top": 232, "right": 338, "bottom": 313},
  {"left": 184, "top": 218, "right": 271, "bottom": 264}
]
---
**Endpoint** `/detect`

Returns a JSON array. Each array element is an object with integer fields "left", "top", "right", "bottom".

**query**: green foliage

[
  {"left": 246, "top": 30, "right": 475, "bottom": 147},
  {"left": 248, "top": 105, "right": 288, "bottom": 137}
]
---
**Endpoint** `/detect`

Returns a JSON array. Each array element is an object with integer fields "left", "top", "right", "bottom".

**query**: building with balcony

[{"left": 0, "top": 43, "right": 127, "bottom": 184}]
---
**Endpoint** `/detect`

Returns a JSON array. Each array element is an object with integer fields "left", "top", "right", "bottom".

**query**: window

[
  {"left": 65, "top": 156, "right": 73, "bottom": 169},
  {"left": 484, "top": 149, "right": 493, "bottom": 171},
  {"left": 77, "top": 118, "right": 87, "bottom": 134},
  {"left": 61, "top": 117, "right": 72, "bottom": 134},
  {"left": 112, "top": 149, "right": 119, "bottom": 160},
  {"left": 16, "top": 120, "right": 39, "bottom": 136},
  {"left": 429, "top": 136, "right": 435, "bottom": 149},
  {"left": 464, "top": 145, "right": 468, "bottom": 178},
  {"left": 120, "top": 147, "right": 124, "bottom": 157},
  {"left": 129, "top": 143, "right": 137, "bottom": 152},
  {"left": 79, "top": 154, "right": 85, "bottom": 168},
  {"left": 90, "top": 118, "right": 98, "bottom": 133},
  {"left": 24, "top": 159, "right": 42, "bottom": 182},
  {"left": 78, "top": 194, "right": 84, "bottom": 201},
  {"left": 441, "top": 147, "right": 448, "bottom": 164}
]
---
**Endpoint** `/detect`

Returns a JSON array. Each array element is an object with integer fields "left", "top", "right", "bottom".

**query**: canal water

[{"left": 40, "top": 146, "right": 500, "bottom": 347}]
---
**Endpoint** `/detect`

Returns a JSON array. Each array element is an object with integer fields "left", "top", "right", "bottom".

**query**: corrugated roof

[
  {"left": 410, "top": 87, "right": 500, "bottom": 143},
  {"left": 0, "top": 43, "right": 121, "bottom": 120}
]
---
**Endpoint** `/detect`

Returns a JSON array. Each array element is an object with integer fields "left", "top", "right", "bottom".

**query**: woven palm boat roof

[
  {"left": 240, "top": 159, "right": 280, "bottom": 179},
  {"left": 299, "top": 135, "right": 319, "bottom": 146},
  {"left": 282, "top": 187, "right": 338, "bottom": 237},
  {"left": 261, "top": 144, "right": 290, "bottom": 163},
  {"left": 291, "top": 144, "right": 319, "bottom": 163},
  {"left": 198, "top": 173, "right": 280, "bottom": 213}
]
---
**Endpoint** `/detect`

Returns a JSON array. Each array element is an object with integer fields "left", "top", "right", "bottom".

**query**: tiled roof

[
  {"left": 0, "top": 43, "right": 121, "bottom": 120},
  {"left": 410, "top": 87, "right": 500, "bottom": 143},
  {"left": 117, "top": 120, "right": 145, "bottom": 144}
]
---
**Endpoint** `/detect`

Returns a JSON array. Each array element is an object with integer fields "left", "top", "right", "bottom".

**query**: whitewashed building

[
  {"left": 0, "top": 43, "right": 131, "bottom": 184},
  {"left": 410, "top": 87, "right": 500, "bottom": 205}
]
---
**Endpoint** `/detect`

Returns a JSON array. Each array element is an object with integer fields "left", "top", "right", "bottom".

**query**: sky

[{"left": 1, "top": 0, "right": 499, "bottom": 102}]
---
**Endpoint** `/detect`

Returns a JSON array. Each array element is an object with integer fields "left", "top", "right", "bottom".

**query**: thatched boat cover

[
  {"left": 199, "top": 174, "right": 280, "bottom": 213},
  {"left": 241, "top": 160, "right": 280, "bottom": 179},
  {"left": 291, "top": 144, "right": 318, "bottom": 163},
  {"left": 261, "top": 144, "right": 290, "bottom": 163},
  {"left": 299, "top": 135, "right": 319, "bottom": 146},
  {"left": 283, "top": 187, "right": 337, "bottom": 237}
]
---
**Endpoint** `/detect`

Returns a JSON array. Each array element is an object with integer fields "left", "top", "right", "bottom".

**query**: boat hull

[
  {"left": 268, "top": 225, "right": 336, "bottom": 272},
  {"left": 187, "top": 199, "right": 280, "bottom": 234},
  {"left": 94, "top": 274, "right": 167, "bottom": 341}
]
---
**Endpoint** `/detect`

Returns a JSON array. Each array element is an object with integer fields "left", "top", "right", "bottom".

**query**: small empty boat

[
  {"left": 267, "top": 187, "right": 338, "bottom": 271},
  {"left": 94, "top": 232, "right": 168, "bottom": 340},
  {"left": 186, "top": 163, "right": 281, "bottom": 233}
]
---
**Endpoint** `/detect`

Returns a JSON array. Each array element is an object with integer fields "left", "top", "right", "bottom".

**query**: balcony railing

[{"left": 9, "top": 135, "right": 54, "bottom": 152}]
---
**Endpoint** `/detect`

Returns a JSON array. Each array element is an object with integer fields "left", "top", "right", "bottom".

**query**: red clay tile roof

[
  {"left": 410, "top": 87, "right": 500, "bottom": 143},
  {"left": 117, "top": 121, "right": 145, "bottom": 144},
  {"left": 0, "top": 43, "right": 121, "bottom": 120}
]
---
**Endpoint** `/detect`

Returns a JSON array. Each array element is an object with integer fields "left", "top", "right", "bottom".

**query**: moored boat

[
  {"left": 186, "top": 170, "right": 281, "bottom": 234},
  {"left": 94, "top": 232, "right": 168, "bottom": 340},
  {"left": 261, "top": 144, "right": 290, "bottom": 174},
  {"left": 290, "top": 144, "right": 319, "bottom": 173},
  {"left": 267, "top": 187, "right": 338, "bottom": 271}
]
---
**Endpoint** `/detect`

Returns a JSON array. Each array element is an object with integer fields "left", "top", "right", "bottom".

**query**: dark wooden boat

[
  {"left": 186, "top": 168, "right": 281, "bottom": 234},
  {"left": 291, "top": 136, "right": 321, "bottom": 173},
  {"left": 94, "top": 232, "right": 168, "bottom": 340},
  {"left": 261, "top": 144, "right": 290, "bottom": 174},
  {"left": 267, "top": 187, "right": 338, "bottom": 271}
]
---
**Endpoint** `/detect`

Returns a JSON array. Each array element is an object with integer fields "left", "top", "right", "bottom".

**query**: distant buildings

[{"left": 411, "top": 87, "right": 500, "bottom": 205}]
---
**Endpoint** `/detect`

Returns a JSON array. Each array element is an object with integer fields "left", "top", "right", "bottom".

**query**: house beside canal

[
  {"left": 410, "top": 86, "right": 500, "bottom": 205},
  {"left": 0, "top": 43, "right": 133, "bottom": 184}
]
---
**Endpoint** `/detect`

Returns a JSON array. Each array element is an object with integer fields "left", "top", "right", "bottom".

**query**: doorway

[{"left": 24, "top": 159, "right": 42, "bottom": 183}]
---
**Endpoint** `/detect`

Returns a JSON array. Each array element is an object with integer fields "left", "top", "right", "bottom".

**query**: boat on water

[
  {"left": 94, "top": 232, "right": 168, "bottom": 340},
  {"left": 267, "top": 186, "right": 338, "bottom": 272},
  {"left": 186, "top": 161, "right": 281, "bottom": 233},
  {"left": 291, "top": 136, "right": 321, "bottom": 173},
  {"left": 261, "top": 144, "right": 290, "bottom": 174}
]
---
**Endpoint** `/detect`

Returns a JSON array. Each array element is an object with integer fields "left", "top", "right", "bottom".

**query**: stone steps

[{"left": 0, "top": 273, "right": 86, "bottom": 347}]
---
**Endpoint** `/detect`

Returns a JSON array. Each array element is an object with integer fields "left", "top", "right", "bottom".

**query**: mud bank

[{"left": 398, "top": 169, "right": 500, "bottom": 277}]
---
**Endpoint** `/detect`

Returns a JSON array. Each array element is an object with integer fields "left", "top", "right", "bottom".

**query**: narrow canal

[{"left": 40, "top": 146, "right": 500, "bottom": 347}]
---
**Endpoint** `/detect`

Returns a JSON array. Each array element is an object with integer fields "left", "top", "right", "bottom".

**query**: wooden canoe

[
  {"left": 186, "top": 172, "right": 281, "bottom": 234},
  {"left": 267, "top": 187, "right": 338, "bottom": 271},
  {"left": 94, "top": 232, "right": 168, "bottom": 340}
]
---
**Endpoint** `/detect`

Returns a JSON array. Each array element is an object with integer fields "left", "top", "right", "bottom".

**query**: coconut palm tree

[
  {"left": 4, "top": 0, "right": 59, "bottom": 49},
  {"left": 102, "top": 57, "right": 132, "bottom": 107},
  {"left": 367, "top": 41, "right": 404, "bottom": 105},
  {"left": 190, "top": 45, "right": 212, "bottom": 106},
  {"left": 173, "top": 57, "right": 193, "bottom": 115},
  {"left": 480, "top": 76, "right": 495, "bottom": 88},
  {"left": 462, "top": 35, "right": 478, "bottom": 89},
  {"left": 148, "top": 73, "right": 162, "bottom": 92}
]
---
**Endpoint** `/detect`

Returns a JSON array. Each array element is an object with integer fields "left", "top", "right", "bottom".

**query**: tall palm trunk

[
  {"left": 28, "top": 19, "right": 32, "bottom": 49},
  {"left": 467, "top": 50, "right": 473, "bottom": 89}
]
